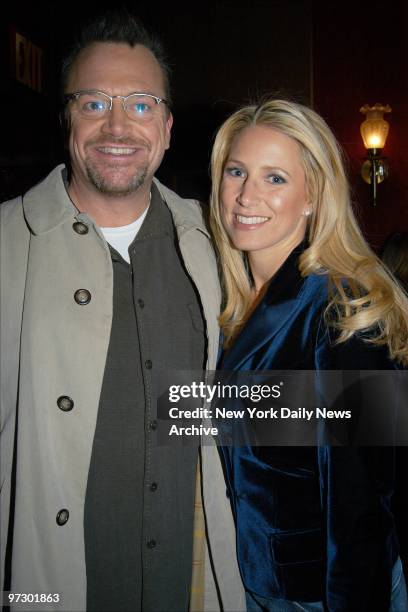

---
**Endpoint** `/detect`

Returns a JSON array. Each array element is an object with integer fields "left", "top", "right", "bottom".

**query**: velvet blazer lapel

[{"left": 221, "top": 244, "right": 305, "bottom": 371}]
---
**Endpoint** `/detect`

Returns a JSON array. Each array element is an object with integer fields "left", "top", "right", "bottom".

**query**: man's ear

[{"left": 165, "top": 111, "right": 173, "bottom": 151}]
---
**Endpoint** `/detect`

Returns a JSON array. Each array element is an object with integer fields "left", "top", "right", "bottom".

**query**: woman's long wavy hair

[{"left": 210, "top": 99, "right": 408, "bottom": 365}]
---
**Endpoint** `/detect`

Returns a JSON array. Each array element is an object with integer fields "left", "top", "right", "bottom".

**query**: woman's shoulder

[
  {"left": 316, "top": 316, "right": 399, "bottom": 370},
  {"left": 304, "top": 274, "right": 400, "bottom": 370}
]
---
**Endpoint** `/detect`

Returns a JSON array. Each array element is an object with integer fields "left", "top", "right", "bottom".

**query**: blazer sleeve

[{"left": 316, "top": 328, "right": 399, "bottom": 611}]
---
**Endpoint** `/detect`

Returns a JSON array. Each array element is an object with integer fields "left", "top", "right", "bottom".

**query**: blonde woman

[{"left": 210, "top": 99, "right": 408, "bottom": 612}]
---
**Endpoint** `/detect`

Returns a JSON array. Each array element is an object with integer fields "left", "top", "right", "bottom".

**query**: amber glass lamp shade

[{"left": 360, "top": 103, "right": 392, "bottom": 150}]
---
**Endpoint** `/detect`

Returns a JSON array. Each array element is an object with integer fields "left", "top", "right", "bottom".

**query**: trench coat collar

[
  {"left": 22, "top": 165, "right": 77, "bottom": 235},
  {"left": 22, "top": 164, "right": 211, "bottom": 239},
  {"left": 221, "top": 241, "right": 307, "bottom": 371},
  {"left": 153, "top": 177, "right": 211, "bottom": 239}
]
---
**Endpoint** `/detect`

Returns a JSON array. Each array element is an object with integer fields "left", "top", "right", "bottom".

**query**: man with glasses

[{"left": 0, "top": 9, "right": 242, "bottom": 612}]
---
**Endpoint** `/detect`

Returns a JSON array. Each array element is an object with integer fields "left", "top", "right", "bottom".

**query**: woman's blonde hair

[
  {"left": 382, "top": 232, "right": 408, "bottom": 291},
  {"left": 210, "top": 99, "right": 408, "bottom": 365}
]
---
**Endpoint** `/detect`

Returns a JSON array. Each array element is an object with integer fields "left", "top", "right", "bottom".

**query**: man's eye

[
  {"left": 129, "top": 102, "right": 152, "bottom": 115},
  {"left": 83, "top": 101, "right": 106, "bottom": 113},
  {"left": 136, "top": 103, "right": 149, "bottom": 113},
  {"left": 225, "top": 167, "right": 245, "bottom": 178}
]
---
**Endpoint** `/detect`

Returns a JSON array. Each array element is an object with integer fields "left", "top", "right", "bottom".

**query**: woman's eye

[
  {"left": 268, "top": 174, "right": 286, "bottom": 184},
  {"left": 225, "top": 167, "right": 245, "bottom": 178}
]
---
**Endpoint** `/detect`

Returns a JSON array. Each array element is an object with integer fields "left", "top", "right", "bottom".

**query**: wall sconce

[{"left": 360, "top": 103, "right": 391, "bottom": 206}]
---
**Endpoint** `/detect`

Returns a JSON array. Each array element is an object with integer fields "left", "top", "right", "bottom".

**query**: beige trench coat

[{"left": 0, "top": 166, "right": 244, "bottom": 612}]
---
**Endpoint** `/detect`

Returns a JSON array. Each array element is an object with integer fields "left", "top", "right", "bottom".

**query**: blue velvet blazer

[{"left": 219, "top": 243, "right": 399, "bottom": 610}]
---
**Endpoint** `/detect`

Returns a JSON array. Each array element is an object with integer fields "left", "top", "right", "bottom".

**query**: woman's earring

[{"left": 303, "top": 209, "right": 312, "bottom": 217}]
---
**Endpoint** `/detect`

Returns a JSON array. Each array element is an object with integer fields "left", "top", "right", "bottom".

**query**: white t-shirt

[{"left": 100, "top": 206, "right": 149, "bottom": 263}]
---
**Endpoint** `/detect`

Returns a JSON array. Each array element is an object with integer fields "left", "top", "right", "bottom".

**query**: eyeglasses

[{"left": 64, "top": 90, "right": 169, "bottom": 122}]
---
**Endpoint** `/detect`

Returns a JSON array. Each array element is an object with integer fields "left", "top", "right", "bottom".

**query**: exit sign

[{"left": 11, "top": 29, "right": 44, "bottom": 93}]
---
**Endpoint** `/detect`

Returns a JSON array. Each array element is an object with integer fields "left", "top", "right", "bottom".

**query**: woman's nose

[{"left": 237, "top": 180, "right": 260, "bottom": 207}]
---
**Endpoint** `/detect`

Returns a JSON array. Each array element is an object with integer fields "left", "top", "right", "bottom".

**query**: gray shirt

[{"left": 84, "top": 185, "right": 206, "bottom": 611}]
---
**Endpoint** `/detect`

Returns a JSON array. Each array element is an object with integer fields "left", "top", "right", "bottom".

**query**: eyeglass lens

[{"left": 74, "top": 92, "right": 160, "bottom": 121}]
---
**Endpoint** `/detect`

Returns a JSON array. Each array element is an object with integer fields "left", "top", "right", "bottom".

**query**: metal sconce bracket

[{"left": 361, "top": 148, "right": 389, "bottom": 207}]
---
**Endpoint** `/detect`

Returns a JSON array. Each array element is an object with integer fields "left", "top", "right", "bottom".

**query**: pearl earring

[{"left": 303, "top": 210, "right": 311, "bottom": 217}]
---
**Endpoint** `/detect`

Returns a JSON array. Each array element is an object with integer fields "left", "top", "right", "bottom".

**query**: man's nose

[{"left": 101, "top": 99, "right": 131, "bottom": 135}]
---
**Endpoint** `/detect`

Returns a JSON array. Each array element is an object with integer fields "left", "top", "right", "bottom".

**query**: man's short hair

[{"left": 61, "top": 8, "right": 172, "bottom": 104}]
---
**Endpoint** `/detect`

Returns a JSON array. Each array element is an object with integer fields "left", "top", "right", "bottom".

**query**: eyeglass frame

[{"left": 63, "top": 89, "right": 170, "bottom": 120}]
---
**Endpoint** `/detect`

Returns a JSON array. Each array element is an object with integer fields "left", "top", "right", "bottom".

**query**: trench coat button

[
  {"left": 150, "top": 420, "right": 158, "bottom": 431},
  {"left": 56, "top": 509, "right": 69, "bottom": 526},
  {"left": 147, "top": 539, "right": 156, "bottom": 549},
  {"left": 145, "top": 359, "right": 152, "bottom": 369},
  {"left": 57, "top": 396, "right": 74, "bottom": 412},
  {"left": 74, "top": 289, "right": 91, "bottom": 305},
  {"left": 149, "top": 482, "right": 158, "bottom": 492},
  {"left": 73, "top": 221, "right": 89, "bottom": 235},
  {"left": 138, "top": 299, "right": 145, "bottom": 308}
]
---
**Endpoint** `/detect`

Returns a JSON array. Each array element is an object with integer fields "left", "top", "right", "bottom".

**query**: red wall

[{"left": 313, "top": 0, "right": 408, "bottom": 251}]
